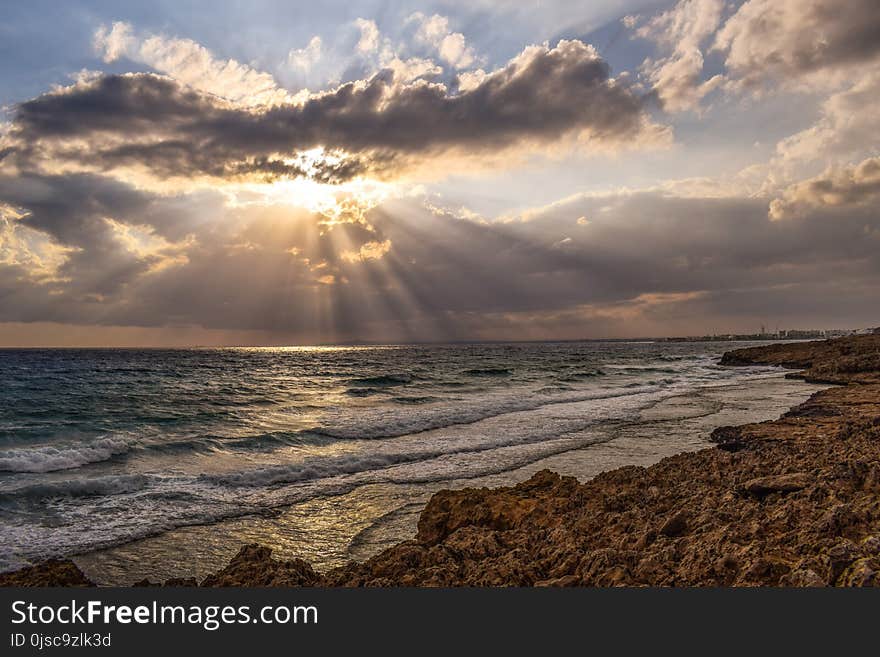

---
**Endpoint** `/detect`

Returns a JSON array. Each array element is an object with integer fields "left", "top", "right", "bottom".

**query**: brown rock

[
  {"left": 0, "top": 560, "right": 94, "bottom": 587},
  {"left": 741, "top": 473, "right": 814, "bottom": 498},
  {"left": 782, "top": 569, "right": 826, "bottom": 587},
  {"left": 200, "top": 544, "right": 319, "bottom": 587},
  {"left": 659, "top": 510, "right": 689, "bottom": 537},
  {"left": 839, "top": 559, "right": 878, "bottom": 587}
]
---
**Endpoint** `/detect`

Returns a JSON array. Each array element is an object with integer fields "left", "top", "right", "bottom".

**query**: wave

[
  {"left": 201, "top": 395, "right": 649, "bottom": 490},
  {"left": 314, "top": 383, "right": 665, "bottom": 440},
  {"left": 0, "top": 473, "right": 152, "bottom": 501},
  {"left": 0, "top": 435, "right": 134, "bottom": 473}
]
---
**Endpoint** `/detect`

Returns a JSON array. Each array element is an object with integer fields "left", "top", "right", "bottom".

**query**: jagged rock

[
  {"left": 200, "top": 544, "right": 319, "bottom": 587},
  {"left": 839, "top": 559, "right": 878, "bottom": 587},
  {"left": 782, "top": 569, "right": 826, "bottom": 587},
  {"left": 0, "top": 559, "right": 94, "bottom": 587},
  {"left": 861, "top": 535, "right": 880, "bottom": 555}
]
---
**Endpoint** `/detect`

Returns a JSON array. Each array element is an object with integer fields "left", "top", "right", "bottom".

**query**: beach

[{"left": 3, "top": 333, "right": 878, "bottom": 586}]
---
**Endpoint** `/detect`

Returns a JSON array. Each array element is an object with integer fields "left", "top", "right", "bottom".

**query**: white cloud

[
  {"left": 382, "top": 56, "right": 443, "bottom": 84},
  {"left": 407, "top": 13, "right": 478, "bottom": 69},
  {"left": 340, "top": 239, "right": 392, "bottom": 262},
  {"left": 634, "top": 0, "right": 725, "bottom": 112},
  {"left": 94, "top": 21, "right": 293, "bottom": 107},
  {"left": 774, "top": 71, "right": 880, "bottom": 175},
  {"left": 288, "top": 36, "right": 323, "bottom": 72},
  {"left": 94, "top": 21, "right": 135, "bottom": 62},
  {"left": 457, "top": 68, "right": 488, "bottom": 92},
  {"left": 355, "top": 18, "right": 380, "bottom": 54}
]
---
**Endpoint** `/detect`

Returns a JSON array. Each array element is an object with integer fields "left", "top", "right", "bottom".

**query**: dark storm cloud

[{"left": 4, "top": 40, "right": 660, "bottom": 182}]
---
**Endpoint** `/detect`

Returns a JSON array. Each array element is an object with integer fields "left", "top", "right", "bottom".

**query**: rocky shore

[{"left": 4, "top": 334, "right": 879, "bottom": 587}]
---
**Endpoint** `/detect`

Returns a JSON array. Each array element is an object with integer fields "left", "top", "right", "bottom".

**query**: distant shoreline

[{"left": 0, "top": 335, "right": 866, "bottom": 350}]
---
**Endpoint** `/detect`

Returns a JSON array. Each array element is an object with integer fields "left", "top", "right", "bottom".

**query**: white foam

[
  {"left": 0, "top": 435, "right": 134, "bottom": 473},
  {"left": 314, "top": 383, "right": 663, "bottom": 440}
]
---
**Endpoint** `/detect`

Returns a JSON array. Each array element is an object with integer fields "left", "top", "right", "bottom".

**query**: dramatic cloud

[
  {"left": 3, "top": 172, "right": 879, "bottom": 342},
  {"left": 2, "top": 5, "right": 878, "bottom": 345},
  {"left": 3, "top": 40, "right": 665, "bottom": 185}
]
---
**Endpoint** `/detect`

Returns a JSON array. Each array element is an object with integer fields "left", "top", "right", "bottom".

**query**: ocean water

[{"left": 0, "top": 342, "right": 819, "bottom": 581}]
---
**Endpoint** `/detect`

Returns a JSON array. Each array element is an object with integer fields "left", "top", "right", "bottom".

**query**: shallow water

[{"left": 0, "top": 341, "right": 822, "bottom": 581}]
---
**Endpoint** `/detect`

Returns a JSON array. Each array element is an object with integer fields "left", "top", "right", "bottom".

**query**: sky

[{"left": 1, "top": 0, "right": 879, "bottom": 346}]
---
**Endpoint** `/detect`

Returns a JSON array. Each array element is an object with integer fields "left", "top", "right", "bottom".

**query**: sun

[{"left": 229, "top": 147, "right": 397, "bottom": 229}]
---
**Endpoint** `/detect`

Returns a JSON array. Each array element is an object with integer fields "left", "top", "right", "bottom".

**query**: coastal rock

[
  {"left": 0, "top": 559, "right": 94, "bottom": 587},
  {"left": 718, "top": 334, "right": 880, "bottom": 385},
  {"left": 839, "top": 559, "right": 878, "bottom": 587},
  {"left": 200, "top": 544, "right": 319, "bottom": 587},
  {"left": 709, "top": 426, "right": 748, "bottom": 452},
  {"left": 741, "top": 473, "right": 814, "bottom": 498},
  {"left": 782, "top": 569, "right": 826, "bottom": 587},
  {"left": 659, "top": 510, "right": 690, "bottom": 537}
]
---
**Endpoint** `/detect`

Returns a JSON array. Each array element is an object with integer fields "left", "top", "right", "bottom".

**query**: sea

[{"left": 0, "top": 341, "right": 822, "bottom": 583}]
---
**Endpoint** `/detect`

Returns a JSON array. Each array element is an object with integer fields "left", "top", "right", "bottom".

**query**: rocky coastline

[{"left": 3, "top": 334, "right": 879, "bottom": 587}]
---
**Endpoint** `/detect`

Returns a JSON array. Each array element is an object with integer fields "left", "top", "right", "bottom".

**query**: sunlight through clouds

[{"left": 0, "top": 1, "right": 878, "bottom": 343}]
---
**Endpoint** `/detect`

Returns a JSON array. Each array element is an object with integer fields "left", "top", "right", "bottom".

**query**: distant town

[{"left": 660, "top": 326, "right": 880, "bottom": 343}]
